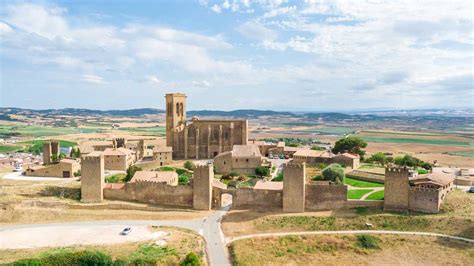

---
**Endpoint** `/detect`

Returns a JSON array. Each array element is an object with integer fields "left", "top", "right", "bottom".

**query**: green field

[
  {"left": 447, "top": 151, "right": 474, "bottom": 158},
  {"left": 366, "top": 190, "right": 385, "bottom": 200},
  {"left": 118, "top": 126, "right": 166, "bottom": 136},
  {"left": 361, "top": 136, "right": 473, "bottom": 147},
  {"left": 347, "top": 189, "right": 373, "bottom": 199},
  {"left": 0, "top": 145, "right": 22, "bottom": 153},
  {"left": 0, "top": 125, "right": 102, "bottom": 137},
  {"left": 302, "top": 127, "right": 355, "bottom": 135},
  {"left": 343, "top": 177, "right": 384, "bottom": 188},
  {"left": 362, "top": 131, "right": 444, "bottom": 137}
]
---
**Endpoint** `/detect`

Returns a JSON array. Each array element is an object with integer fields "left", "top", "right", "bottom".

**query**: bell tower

[{"left": 165, "top": 93, "right": 187, "bottom": 147}]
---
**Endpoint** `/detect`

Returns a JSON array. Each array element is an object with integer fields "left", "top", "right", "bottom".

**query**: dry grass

[
  {"left": 222, "top": 189, "right": 474, "bottom": 239},
  {"left": 0, "top": 227, "right": 206, "bottom": 264},
  {"left": 0, "top": 178, "right": 209, "bottom": 224},
  {"left": 230, "top": 234, "right": 474, "bottom": 266}
]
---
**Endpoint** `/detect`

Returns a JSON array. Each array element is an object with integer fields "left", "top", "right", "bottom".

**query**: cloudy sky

[{"left": 0, "top": 0, "right": 472, "bottom": 111}]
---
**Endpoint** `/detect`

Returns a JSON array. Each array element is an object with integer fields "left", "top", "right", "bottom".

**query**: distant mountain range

[{"left": 1, "top": 107, "right": 473, "bottom": 120}]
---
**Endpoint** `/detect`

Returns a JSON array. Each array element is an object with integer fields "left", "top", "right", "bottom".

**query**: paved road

[
  {"left": 227, "top": 230, "right": 474, "bottom": 244},
  {"left": 2, "top": 171, "right": 79, "bottom": 182},
  {"left": 0, "top": 205, "right": 231, "bottom": 266}
]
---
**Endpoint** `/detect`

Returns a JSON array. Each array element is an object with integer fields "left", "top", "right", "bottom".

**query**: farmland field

[
  {"left": 447, "top": 151, "right": 474, "bottom": 158},
  {"left": 118, "top": 126, "right": 166, "bottom": 136},
  {"left": 361, "top": 136, "right": 473, "bottom": 147},
  {"left": 0, "top": 125, "right": 102, "bottom": 138},
  {"left": 0, "top": 145, "right": 21, "bottom": 153},
  {"left": 301, "top": 127, "right": 356, "bottom": 135}
]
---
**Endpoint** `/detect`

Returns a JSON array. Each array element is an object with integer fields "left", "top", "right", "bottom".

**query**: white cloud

[
  {"left": 238, "top": 21, "right": 277, "bottom": 42},
  {"left": 192, "top": 80, "right": 211, "bottom": 87},
  {"left": 81, "top": 74, "right": 107, "bottom": 85},
  {"left": 0, "top": 22, "right": 13, "bottom": 35},
  {"left": 146, "top": 75, "right": 162, "bottom": 84},
  {"left": 211, "top": 4, "right": 222, "bottom": 13}
]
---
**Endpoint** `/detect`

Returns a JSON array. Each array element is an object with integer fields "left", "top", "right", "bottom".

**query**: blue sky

[{"left": 0, "top": 0, "right": 472, "bottom": 111}]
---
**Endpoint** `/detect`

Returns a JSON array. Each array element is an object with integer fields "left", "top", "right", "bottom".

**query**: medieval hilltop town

[{"left": 0, "top": 93, "right": 473, "bottom": 265}]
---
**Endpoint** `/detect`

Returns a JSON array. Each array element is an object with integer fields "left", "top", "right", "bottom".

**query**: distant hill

[
  {"left": 188, "top": 109, "right": 297, "bottom": 118},
  {"left": 0, "top": 108, "right": 165, "bottom": 117}
]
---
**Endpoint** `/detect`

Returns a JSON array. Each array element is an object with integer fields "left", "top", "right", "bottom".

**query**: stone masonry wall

[
  {"left": 305, "top": 183, "right": 347, "bottom": 211},
  {"left": 104, "top": 181, "right": 194, "bottom": 207},
  {"left": 408, "top": 187, "right": 441, "bottom": 213},
  {"left": 234, "top": 188, "right": 283, "bottom": 208}
]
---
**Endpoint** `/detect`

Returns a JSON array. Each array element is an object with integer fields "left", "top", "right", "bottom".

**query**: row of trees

[{"left": 332, "top": 136, "right": 432, "bottom": 169}]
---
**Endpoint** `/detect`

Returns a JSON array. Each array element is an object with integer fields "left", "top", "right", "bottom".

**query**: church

[{"left": 165, "top": 93, "right": 248, "bottom": 159}]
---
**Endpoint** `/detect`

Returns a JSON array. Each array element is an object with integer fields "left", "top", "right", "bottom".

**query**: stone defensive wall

[
  {"left": 233, "top": 187, "right": 283, "bottom": 208},
  {"left": 408, "top": 186, "right": 441, "bottom": 213},
  {"left": 305, "top": 182, "right": 347, "bottom": 211},
  {"left": 104, "top": 180, "right": 194, "bottom": 207},
  {"left": 346, "top": 170, "right": 385, "bottom": 184}
]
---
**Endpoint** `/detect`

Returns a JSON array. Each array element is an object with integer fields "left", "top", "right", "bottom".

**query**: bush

[
  {"left": 255, "top": 166, "right": 270, "bottom": 177},
  {"left": 356, "top": 234, "right": 380, "bottom": 249},
  {"left": 321, "top": 164, "right": 344, "bottom": 184},
  {"left": 229, "top": 171, "right": 239, "bottom": 177},
  {"left": 182, "top": 252, "right": 200, "bottom": 266},
  {"left": 39, "top": 250, "right": 113, "bottom": 265},
  {"left": 273, "top": 172, "right": 283, "bottom": 182},
  {"left": 178, "top": 175, "right": 190, "bottom": 185},
  {"left": 160, "top": 166, "right": 175, "bottom": 171},
  {"left": 74, "top": 170, "right": 81, "bottom": 177},
  {"left": 125, "top": 165, "right": 142, "bottom": 182},
  {"left": 184, "top": 160, "right": 194, "bottom": 170},
  {"left": 175, "top": 168, "right": 188, "bottom": 175},
  {"left": 12, "top": 258, "right": 42, "bottom": 266},
  {"left": 318, "top": 163, "right": 327, "bottom": 169}
]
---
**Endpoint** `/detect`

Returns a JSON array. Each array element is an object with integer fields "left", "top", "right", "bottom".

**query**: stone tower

[
  {"left": 165, "top": 93, "right": 187, "bottom": 148},
  {"left": 114, "top": 138, "right": 126, "bottom": 148},
  {"left": 283, "top": 162, "right": 306, "bottom": 212},
  {"left": 81, "top": 152, "right": 104, "bottom": 203},
  {"left": 193, "top": 163, "right": 213, "bottom": 210},
  {"left": 384, "top": 166, "right": 410, "bottom": 212},
  {"left": 138, "top": 139, "right": 145, "bottom": 159},
  {"left": 51, "top": 140, "right": 59, "bottom": 156},
  {"left": 42, "top": 141, "right": 52, "bottom": 165}
]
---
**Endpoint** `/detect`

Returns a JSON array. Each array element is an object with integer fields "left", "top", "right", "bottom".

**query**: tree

[
  {"left": 393, "top": 154, "right": 421, "bottom": 167},
  {"left": 51, "top": 153, "right": 58, "bottom": 162},
  {"left": 321, "top": 164, "right": 344, "bottom": 184},
  {"left": 184, "top": 160, "right": 194, "bottom": 170},
  {"left": 182, "top": 252, "right": 200, "bottom": 266},
  {"left": 59, "top": 152, "right": 66, "bottom": 160},
  {"left": 367, "top": 152, "right": 386, "bottom": 165},
  {"left": 332, "top": 136, "right": 367, "bottom": 158},
  {"left": 255, "top": 166, "right": 270, "bottom": 177},
  {"left": 124, "top": 165, "right": 142, "bottom": 182}
]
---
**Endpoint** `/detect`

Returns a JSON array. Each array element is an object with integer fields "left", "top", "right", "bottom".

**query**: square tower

[
  {"left": 81, "top": 152, "right": 104, "bottom": 203},
  {"left": 384, "top": 166, "right": 410, "bottom": 212},
  {"left": 283, "top": 162, "right": 306, "bottom": 212},
  {"left": 165, "top": 93, "right": 187, "bottom": 148},
  {"left": 193, "top": 163, "right": 213, "bottom": 210},
  {"left": 43, "top": 141, "right": 52, "bottom": 165}
]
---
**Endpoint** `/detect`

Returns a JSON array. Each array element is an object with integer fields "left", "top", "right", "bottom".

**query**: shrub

[
  {"left": 184, "top": 160, "right": 194, "bottom": 170},
  {"left": 318, "top": 163, "right": 327, "bottom": 169},
  {"left": 238, "top": 175, "right": 247, "bottom": 181},
  {"left": 74, "top": 170, "right": 81, "bottom": 177},
  {"left": 229, "top": 171, "right": 239, "bottom": 177},
  {"left": 160, "top": 166, "right": 175, "bottom": 171},
  {"left": 178, "top": 175, "right": 190, "bottom": 185},
  {"left": 182, "top": 252, "right": 200, "bottom": 266},
  {"left": 176, "top": 168, "right": 188, "bottom": 175},
  {"left": 356, "top": 234, "right": 380, "bottom": 249},
  {"left": 273, "top": 172, "right": 283, "bottom": 182},
  {"left": 12, "top": 258, "right": 42, "bottom": 266},
  {"left": 255, "top": 166, "right": 270, "bottom": 177},
  {"left": 321, "top": 164, "right": 344, "bottom": 184}
]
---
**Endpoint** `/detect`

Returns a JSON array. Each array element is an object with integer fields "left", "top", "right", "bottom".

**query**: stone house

[
  {"left": 292, "top": 150, "right": 360, "bottom": 169},
  {"left": 25, "top": 158, "right": 80, "bottom": 178},
  {"left": 130, "top": 170, "right": 178, "bottom": 186},
  {"left": 213, "top": 145, "right": 270, "bottom": 175},
  {"left": 102, "top": 147, "right": 136, "bottom": 171},
  {"left": 152, "top": 146, "right": 173, "bottom": 166}
]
